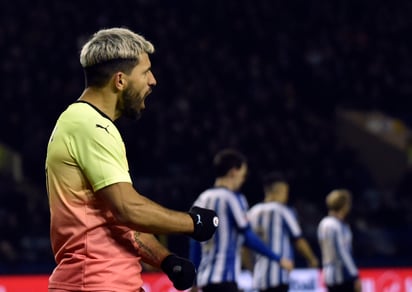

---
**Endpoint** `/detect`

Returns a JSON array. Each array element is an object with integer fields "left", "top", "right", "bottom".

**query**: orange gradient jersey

[{"left": 46, "top": 101, "right": 142, "bottom": 291}]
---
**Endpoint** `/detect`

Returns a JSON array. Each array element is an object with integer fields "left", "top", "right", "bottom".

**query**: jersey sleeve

[
  {"left": 68, "top": 120, "right": 132, "bottom": 191},
  {"left": 283, "top": 207, "right": 303, "bottom": 239},
  {"left": 227, "top": 193, "right": 250, "bottom": 230},
  {"left": 334, "top": 225, "right": 358, "bottom": 277}
]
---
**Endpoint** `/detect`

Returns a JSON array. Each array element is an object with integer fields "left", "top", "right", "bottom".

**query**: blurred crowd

[{"left": 1, "top": 0, "right": 412, "bottom": 273}]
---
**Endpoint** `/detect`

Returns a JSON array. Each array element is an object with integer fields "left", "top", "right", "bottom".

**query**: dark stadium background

[{"left": 0, "top": 0, "right": 411, "bottom": 274}]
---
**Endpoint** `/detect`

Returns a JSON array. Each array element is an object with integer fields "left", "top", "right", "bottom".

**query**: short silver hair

[{"left": 80, "top": 27, "right": 155, "bottom": 68}]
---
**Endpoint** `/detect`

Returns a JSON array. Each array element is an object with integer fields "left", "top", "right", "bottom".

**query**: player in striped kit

[
  {"left": 189, "top": 149, "right": 293, "bottom": 292},
  {"left": 317, "top": 189, "right": 362, "bottom": 292},
  {"left": 246, "top": 172, "right": 319, "bottom": 292}
]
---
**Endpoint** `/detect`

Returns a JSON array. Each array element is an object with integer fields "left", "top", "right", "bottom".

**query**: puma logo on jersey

[{"left": 96, "top": 124, "right": 110, "bottom": 134}]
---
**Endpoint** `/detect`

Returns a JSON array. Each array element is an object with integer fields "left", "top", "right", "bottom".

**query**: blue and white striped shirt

[
  {"left": 192, "top": 187, "right": 249, "bottom": 287},
  {"left": 317, "top": 216, "right": 358, "bottom": 286},
  {"left": 247, "top": 202, "right": 302, "bottom": 288}
]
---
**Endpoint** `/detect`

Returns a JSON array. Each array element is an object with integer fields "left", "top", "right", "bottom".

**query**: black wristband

[{"left": 188, "top": 206, "right": 219, "bottom": 242}]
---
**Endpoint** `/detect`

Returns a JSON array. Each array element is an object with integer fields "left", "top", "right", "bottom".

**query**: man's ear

[
  {"left": 227, "top": 168, "right": 237, "bottom": 178},
  {"left": 114, "top": 72, "right": 127, "bottom": 90}
]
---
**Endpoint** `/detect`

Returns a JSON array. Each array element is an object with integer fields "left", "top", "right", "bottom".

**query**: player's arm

[
  {"left": 96, "top": 182, "right": 218, "bottom": 241},
  {"left": 294, "top": 237, "right": 319, "bottom": 268},
  {"left": 354, "top": 278, "right": 362, "bottom": 292},
  {"left": 283, "top": 208, "right": 319, "bottom": 267},
  {"left": 188, "top": 238, "right": 201, "bottom": 291},
  {"left": 97, "top": 182, "right": 191, "bottom": 233},
  {"left": 334, "top": 227, "right": 359, "bottom": 278},
  {"left": 230, "top": 197, "right": 293, "bottom": 270},
  {"left": 73, "top": 122, "right": 217, "bottom": 240},
  {"left": 189, "top": 238, "right": 201, "bottom": 269},
  {"left": 241, "top": 246, "right": 255, "bottom": 271},
  {"left": 131, "top": 231, "right": 197, "bottom": 290},
  {"left": 232, "top": 203, "right": 280, "bottom": 262},
  {"left": 242, "top": 226, "right": 294, "bottom": 271},
  {"left": 131, "top": 231, "right": 170, "bottom": 268}
]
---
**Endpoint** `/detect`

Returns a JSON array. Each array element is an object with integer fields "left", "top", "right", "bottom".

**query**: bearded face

[
  {"left": 116, "top": 53, "right": 156, "bottom": 120},
  {"left": 119, "top": 83, "right": 146, "bottom": 120}
]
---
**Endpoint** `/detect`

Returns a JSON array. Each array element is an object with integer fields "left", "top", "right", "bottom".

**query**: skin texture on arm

[
  {"left": 241, "top": 247, "right": 255, "bottom": 271},
  {"left": 96, "top": 182, "right": 194, "bottom": 234},
  {"left": 294, "top": 237, "right": 319, "bottom": 268},
  {"left": 132, "top": 232, "right": 171, "bottom": 269}
]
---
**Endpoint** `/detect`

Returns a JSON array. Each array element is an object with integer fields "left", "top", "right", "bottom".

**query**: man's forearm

[
  {"left": 97, "top": 182, "right": 218, "bottom": 242},
  {"left": 126, "top": 195, "right": 194, "bottom": 234},
  {"left": 131, "top": 231, "right": 171, "bottom": 268},
  {"left": 97, "top": 182, "right": 195, "bottom": 234},
  {"left": 295, "top": 238, "right": 318, "bottom": 266}
]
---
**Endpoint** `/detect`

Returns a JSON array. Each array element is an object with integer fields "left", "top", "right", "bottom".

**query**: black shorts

[{"left": 202, "top": 282, "right": 239, "bottom": 292}]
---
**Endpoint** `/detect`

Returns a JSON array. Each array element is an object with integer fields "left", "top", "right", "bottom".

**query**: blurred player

[
  {"left": 247, "top": 172, "right": 319, "bottom": 292},
  {"left": 317, "top": 189, "right": 362, "bottom": 292},
  {"left": 45, "top": 27, "right": 218, "bottom": 292},
  {"left": 189, "top": 149, "right": 293, "bottom": 292}
]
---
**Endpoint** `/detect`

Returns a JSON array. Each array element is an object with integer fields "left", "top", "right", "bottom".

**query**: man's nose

[{"left": 148, "top": 71, "right": 157, "bottom": 86}]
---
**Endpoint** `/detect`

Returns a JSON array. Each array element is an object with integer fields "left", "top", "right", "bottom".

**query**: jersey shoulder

[
  {"left": 55, "top": 102, "right": 121, "bottom": 145},
  {"left": 194, "top": 187, "right": 237, "bottom": 207},
  {"left": 319, "top": 216, "right": 341, "bottom": 230}
]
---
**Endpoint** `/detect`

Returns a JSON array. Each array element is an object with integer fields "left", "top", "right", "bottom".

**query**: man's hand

[
  {"left": 161, "top": 254, "right": 196, "bottom": 291},
  {"left": 307, "top": 256, "right": 319, "bottom": 268},
  {"left": 354, "top": 278, "right": 362, "bottom": 292},
  {"left": 188, "top": 206, "right": 219, "bottom": 242},
  {"left": 280, "top": 258, "right": 294, "bottom": 271}
]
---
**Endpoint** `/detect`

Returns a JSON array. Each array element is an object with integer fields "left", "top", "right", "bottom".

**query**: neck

[
  {"left": 329, "top": 210, "right": 345, "bottom": 220},
  {"left": 264, "top": 193, "right": 285, "bottom": 204},
  {"left": 214, "top": 177, "right": 236, "bottom": 191},
  {"left": 78, "top": 87, "right": 118, "bottom": 120}
]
